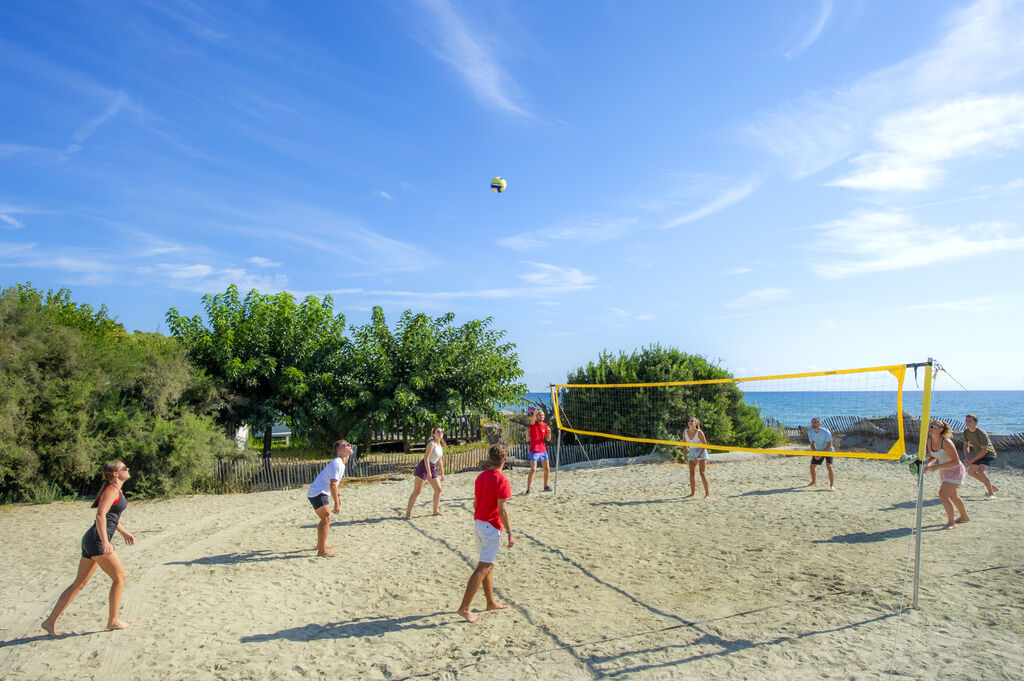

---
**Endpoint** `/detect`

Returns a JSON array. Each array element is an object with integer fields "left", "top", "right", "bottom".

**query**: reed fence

[
  {"left": 772, "top": 414, "right": 1024, "bottom": 451},
  {"left": 213, "top": 439, "right": 643, "bottom": 494}
]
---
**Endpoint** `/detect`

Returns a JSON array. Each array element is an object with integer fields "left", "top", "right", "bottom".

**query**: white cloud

[
  {"left": 807, "top": 210, "right": 1024, "bottom": 278},
  {"left": 744, "top": 0, "right": 1024, "bottom": 178},
  {"left": 660, "top": 180, "right": 761, "bottom": 229},
  {"left": 724, "top": 287, "right": 792, "bottom": 309},
  {"left": 140, "top": 263, "right": 289, "bottom": 293},
  {"left": 59, "top": 91, "right": 130, "bottom": 161},
  {"left": 374, "top": 191, "right": 393, "bottom": 200},
  {"left": 830, "top": 95, "right": 1024, "bottom": 191},
  {"left": 518, "top": 262, "right": 596, "bottom": 291},
  {"left": 609, "top": 307, "right": 629, "bottom": 317},
  {"left": 497, "top": 234, "right": 549, "bottom": 252},
  {"left": 784, "top": 0, "right": 834, "bottom": 59},
  {"left": 413, "top": 0, "right": 532, "bottom": 118},
  {"left": 0, "top": 214, "right": 25, "bottom": 229},
  {"left": 722, "top": 267, "right": 753, "bottom": 275},
  {"left": 635, "top": 313, "right": 656, "bottom": 321},
  {"left": 247, "top": 256, "right": 281, "bottom": 268}
]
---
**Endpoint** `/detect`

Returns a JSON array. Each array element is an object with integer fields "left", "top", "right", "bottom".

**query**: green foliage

[
  {"left": 348, "top": 307, "right": 526, "bottom": 446},
  {"left": 0, "top": 284, "right": 238, "bottom": 502},
  {"left": 562, "top": 345, "right": 783, "bottom": 454},
  {"left": 166, "top": 285, "right": 354, "bottom": 455}
]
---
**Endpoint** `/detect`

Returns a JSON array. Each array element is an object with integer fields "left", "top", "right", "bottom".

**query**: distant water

[{"left": 513, "top": 390, "right": 1024, "bottom": 434}]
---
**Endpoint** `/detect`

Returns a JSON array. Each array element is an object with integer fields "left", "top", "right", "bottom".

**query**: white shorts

[{"left": 474, "top": 520, "right": 501, "bottom": 564}]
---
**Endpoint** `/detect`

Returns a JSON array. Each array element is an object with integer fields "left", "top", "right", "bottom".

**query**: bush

[
  {"left": 0, "top": 284, "right": 238, "bottom": 502},
  {"left": 562, "top": 345, "right": 784, "bottom": 455}
]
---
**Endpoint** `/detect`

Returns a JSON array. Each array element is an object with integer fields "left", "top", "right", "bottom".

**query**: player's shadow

[
  {"left": 731, "top": 487, "right": 799, "bottom": 497},
  {"left": 240, "top": 611, "right": 451, "bottom": 643},
  {"left": 164, "top": 549, "right": 309, "bottom": 566},
  {"left": 298, "top": 515, "right": 398, "bottom": 529},
  {"left": 0, "top": 630, "right": 96, "bottom": 648},
  {"left": 813, "top": 527, "right": 912, "bottom": 544},
  {"left": 879, "top": 498, "right": 941, "bottom": 511},
  {"left": 591, "top": 497, "right": 690, "bottom": 507},
  {"left": 592, "top": 611, "right": 897, "bottom": 679}
]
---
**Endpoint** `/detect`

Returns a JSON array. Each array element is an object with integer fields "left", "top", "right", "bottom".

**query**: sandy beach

[{"left": 1, "top": 455, "right": 1021, "bottom": 681}]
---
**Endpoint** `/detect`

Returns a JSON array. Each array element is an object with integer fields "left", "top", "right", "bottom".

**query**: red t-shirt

[
  {"left": 474, "top": 468, "right": 511, "bottom": 530},
  {"left": 529, "top": 421, "right": 549, "bottom": 452}
]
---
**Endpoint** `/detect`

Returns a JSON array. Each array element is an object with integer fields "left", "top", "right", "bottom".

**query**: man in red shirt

[
  {"left": 526, "top": 407, "right": 552, "bottom": 494},
  {"left": 457, "top": 444, "right": 513, "bottom": 623}
]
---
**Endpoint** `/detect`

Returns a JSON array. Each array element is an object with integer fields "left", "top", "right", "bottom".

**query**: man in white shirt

[
  {"left": 307, "top": 440, "right": 353, "bottom": 557},
  {"left": 807, "top": 418, "right": 836, "bottom": 490}
]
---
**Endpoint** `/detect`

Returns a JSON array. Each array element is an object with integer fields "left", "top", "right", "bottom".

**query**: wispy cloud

[
  {"left": 744, "top": 0, "right": 1024, "bottom": 178},
  {"left": 785, "top": 0, "right": 834, "bottom": 59},
  {"left": 497, "top": 234, "right": 549, "bottom": 252},
  {"left": 660, "top": 180, "right": 760, "bottom": 229},
  {"left": 829, "top": 95, "right": 1024, "bottom": 191},
  {"left": 0, "top": 241, "right": 115, "bottom": 284},
  {"left": 724, "top": 287, "right": 792, "bottom": 309},
  {"left": 807, "top": 210, "right": 1024, "bottom": 278},
  {"left": 722, "top": 267, "right": 753, "bottom": 275},
  {"left": 247, "top": 256, "right": 281, "bottom": 268},
  {"left": 518, "top": 262, "right": 596, "bottom": 291},
  {"left": 0, "top": 214, "right": 25, "bottom": 229},
  {"left": 374, "top": 191, "right": 393, "bottom": 200},
  {"left": 138, "top": 263, "right": 289, "bottom": 293},
  {"left": 412, "top": 0, "right": 532, "bottom": 118}
]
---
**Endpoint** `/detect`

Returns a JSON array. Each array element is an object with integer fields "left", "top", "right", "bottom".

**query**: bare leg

[
  {"left": 808, "top": 463, "right": 817, "bottom": 487},
  {"left": 314, "top": 505, "right": 335, "bottom": 557},
  {"left": 947, "top": 483, "right": 970, "bottom": 522},
  {"left": 687, "top": 460, "right": 697, "bottom": 497},
  {"left": 526, "top": 461, "right": 537, "bottom": 493},
  {"left": 93, "top": 553, "right": 131, "bottom": 630},
  {"left": 698, "top": 459, "right": 709, "bottom": 498},
  {"left": 938, "top": 483, "right": 957, "bottom": 527},
  {"left": 481, "top": 564, "right": 507, "bottom": 610},
  {"left": 457, "top": 562, "right": 492, "bottom": 623},
  {"left": 826, "top": 463, "right": 835, "bottom": 490},
  {"left": 542, "top": 459, "right": 551, "bottom": 489},
  {"left": 405, "top": 476, "right": 425, "bottom": 519},
  {"left": 428, "top": 476, "right": 443, "bottom": 515},
  {"left": 42, "top": 558, "right": 98, "bottom": 636},
  {"left": 968, "top": 464, "right": 996, "bottom": 496}
]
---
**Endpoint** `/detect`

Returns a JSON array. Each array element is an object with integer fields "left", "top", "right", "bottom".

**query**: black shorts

[
  {"left": 81, "top": 527, "right": 112, "bottom": 559},
  {"left": 810, "top": 455, "right": 834, "bottom": 465},
  {"left": 969, "top": 456, "right": 996, "bottom": 467},
  {"left": 308, "top": 493, "right": 329, "bottom": 510}
]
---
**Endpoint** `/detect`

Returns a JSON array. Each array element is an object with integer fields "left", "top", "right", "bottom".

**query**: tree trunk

[{"left": 263, "top": 426, "right": 273, "bottom": 457}]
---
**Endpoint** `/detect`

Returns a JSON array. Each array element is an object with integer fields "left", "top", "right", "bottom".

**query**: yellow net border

[{"left": 551, "top": 364, "right": 908, "bottom": 461}]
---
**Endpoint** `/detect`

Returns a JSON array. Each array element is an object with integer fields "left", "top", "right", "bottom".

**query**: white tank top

[
  {"left": 929, "top": 438, "right": 953, "bottom": 465},
  {"left": 427, "top": 441, "right": 444, "bottom": 464},
  {"left": 683, "top": 430, "right": 706, "bottom": 456}
]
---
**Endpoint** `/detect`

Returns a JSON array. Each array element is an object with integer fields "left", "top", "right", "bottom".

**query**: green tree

[
  {"left": 561, "top": 345, "right": 782, "bottom": 453},
  {"left": 349, "top": 307, "right": 526, "bottom": 450},
  {"left": 166, "top": 285, "right": 354, "bottom": 457}
]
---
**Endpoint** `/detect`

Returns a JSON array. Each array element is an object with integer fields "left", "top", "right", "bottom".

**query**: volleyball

[{"left": 490, "top": 177, "right": 506, "bottom": 193}]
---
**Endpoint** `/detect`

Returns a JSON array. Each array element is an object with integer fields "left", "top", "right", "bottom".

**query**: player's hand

[
  {"left": 120, "top": 531, "right": 135, "bottom": 546},
  {"left": 507, "top": 532, "right": 514, "bottom": 548},
  {"left": 332, "top": 504, "right": 341, "bottom": 515}
]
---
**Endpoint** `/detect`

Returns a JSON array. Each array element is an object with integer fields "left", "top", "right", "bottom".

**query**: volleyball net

[{"left": 551, "top": 364, "right": 915, "bottom": 460}]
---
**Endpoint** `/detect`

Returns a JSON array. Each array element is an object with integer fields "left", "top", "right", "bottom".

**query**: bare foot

[
  {"left": 485, "top": 603, "right": 509, "bottom": 611},
  {"left": 993, "top": 485, "right": 999, "bottom": 493},
  {"left": 943, "top": 522, "right": 956, "bottom": 530},
  {"left": 704, "top": 494, "right": 710, "bottom": 499},
  {"left": 806, "top": 482, "right": 816, "bottom": 487},
  {"left": 106, "top": 620, "right": 132, "bottom": 631},
  {"left": 317, "top": 550, "right": 337, "bottom": 558},
  {"left": 685, "top": 492, "right": 695, "bottom": 498},
  {"left": 956, "top": 516, "right": 970, "bottom": 523},
  {"left": 432, "top": 511, "right": 445, "bottom": 516},
  {"left": 41, "top": 620, "right": 58, "bottom": 637},
  {"left": 828, "top": 486, "right": 836, "bottom": 491},
  {"left": 456, "top": 607, "right": 480, "bottom": 623},
  {"left": 404, "top": 514, "right": 412, "bottom": 520}
]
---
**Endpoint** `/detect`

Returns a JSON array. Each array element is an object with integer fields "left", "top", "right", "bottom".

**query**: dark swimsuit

[{"left": 81, "top": 485, "right": 127, "bottom": 559}]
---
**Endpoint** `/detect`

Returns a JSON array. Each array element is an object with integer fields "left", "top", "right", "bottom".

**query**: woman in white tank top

[
  {"left": 683, "top": 417, "right": 710, "bottom": 498},
  {"left": 405, "top": 427, "right": 446, "bottom": 519},
  {"left": 923, "top": 420, "right": 969, "bottom": 529}
]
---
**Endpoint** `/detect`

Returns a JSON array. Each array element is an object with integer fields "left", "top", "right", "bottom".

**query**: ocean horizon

[{"left": 514, "top": 390, "right": 1024, "bottom": 434}]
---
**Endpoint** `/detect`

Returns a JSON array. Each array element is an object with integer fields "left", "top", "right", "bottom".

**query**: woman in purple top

[{"left": 405, "top": 427, "right": 446, "bottom": 519}]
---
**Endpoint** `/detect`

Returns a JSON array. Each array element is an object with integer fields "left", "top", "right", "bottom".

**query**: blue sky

[{"left": 3, "top": 0, "right": 1024, "bottom": 391}]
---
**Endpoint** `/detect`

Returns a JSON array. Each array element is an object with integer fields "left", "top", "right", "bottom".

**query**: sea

[{"left": 513, "top": 390, "right": 1024, "bottom": 434}]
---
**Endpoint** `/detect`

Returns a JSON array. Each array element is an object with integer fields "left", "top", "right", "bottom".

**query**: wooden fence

[{"left": 213, "top": 440, "right": 643, "bottom": 494}]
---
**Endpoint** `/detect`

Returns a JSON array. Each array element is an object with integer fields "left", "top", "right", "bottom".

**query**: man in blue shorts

[
  {"left": 807, "top": 418, "right": 836, "bottom": 490},
  {"left": 526, "top": 407, "right": 551, "bottom": 494}
]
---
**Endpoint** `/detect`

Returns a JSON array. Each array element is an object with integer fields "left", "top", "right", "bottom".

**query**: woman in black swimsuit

[{"left": 42, "top": 460, "right": 135, "bottom": 636}]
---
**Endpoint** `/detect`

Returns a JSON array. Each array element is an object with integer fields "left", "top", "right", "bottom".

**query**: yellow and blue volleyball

[{"left": 490, "top": 177, "right": 506, "bottom": 193}]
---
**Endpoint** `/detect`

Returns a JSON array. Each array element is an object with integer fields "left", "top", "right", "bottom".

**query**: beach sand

[{"left": 1, "top": 456, "right": 1022, "bottom": 680}]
